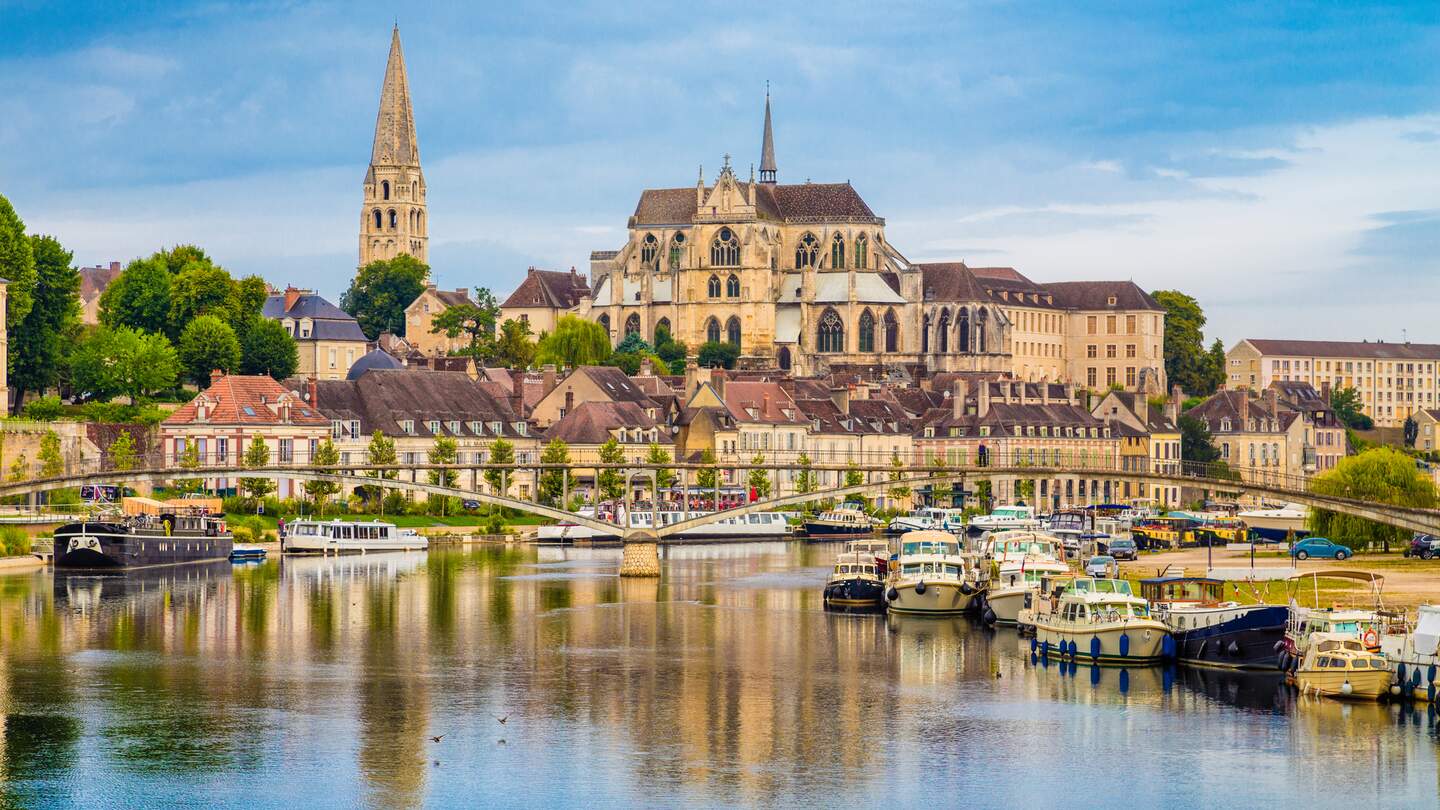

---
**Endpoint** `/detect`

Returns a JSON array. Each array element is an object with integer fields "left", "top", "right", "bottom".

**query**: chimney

[
  {"left": 762, "top": 392, "right": 771, "bottom": 416},
  {"left": 307, "top": 376, "right": 318, "bottom": 406},
  {"left": 1040, "top": 383, "right": 1050, "bottom": 406},
  {"left": 1167, "top": 384, "right": 1182, "bottom": 422},
  {"left": 283, "top": 286, "right": 301, "bottom": 314},
  {"left": 1265, "top": 387, "right": 1279, "bottom": 419},
  {"left": 830, "top": 386, "right": 850, "bottom": 415},
  {"left": 541, "top": 364, "right": 557, "bottom": 398},
  {"left": 570, "top": 266, "right": 577, "bottom": 278},
  {"left": 1238, "top": 390, "right": 1250, "bottom": 426},
  {"left": 1321, "top": 380, "right": 1331, "bottom": 404},
  {"left": 952, "top": 379, "right": 968, "bottom": 419},
  {"left": 712, "top": 367, "right": 726, "bottom": 398},
  {"left": 1063, "top": 382, "right": 1076, "bottom": 405},
  {"left": 527, "top": 266, "right": 536, "bottom": 277},
  {"left": 978, "top": 381, "right": 991, "bottom": 418},
  {"left": 509, "top": 368, "right": 526, "bottom": 416},
  {"left": 109, "top": 260, "right": 121, "bottom": 272},
  {"left": 640, "top": 358, "right": 654, "bottom": 377},
  {"left": 564, "top": 390, "right": 574, "bottom": 413},
  {"left": 209, "top": 369, "right": 224, "bottom": 387},
  {"left": 456, "top": 287, "right": 468, "bottom": 299}
]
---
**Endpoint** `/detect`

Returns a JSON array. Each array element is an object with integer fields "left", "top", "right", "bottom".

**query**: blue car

[{"left": 1289, "top": 537, "right": 1352, "bottom": 561}]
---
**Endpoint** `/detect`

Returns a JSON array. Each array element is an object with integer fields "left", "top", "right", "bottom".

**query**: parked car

[
  {"left": 1403, "top": 534, "right": 1440, "bottom": 560},
  {"left": 1085, "top": 555, "right": 1117, "bottom": 577},
  {"left": 1107, "top": 537, "right": 1138, "bottom": 561},
  {"left": 1289, "top": 537, "right": 1352, "bottom": 561},
  {"left": 462, "top": 499, "right": 482, "bottom": 510}
]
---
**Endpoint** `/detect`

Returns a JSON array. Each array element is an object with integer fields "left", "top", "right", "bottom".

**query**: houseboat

[
  {"left": 1032, "top": 578, "right": 1170, "bottom": 665},
  {"left": 1129, "top": 515, "right": 1193, "bottom": 550},
  {"left": 883, "top": 531, "right": 986, "bottom": 615},
  {"left": 1294, "top": 635, "right": 1392, "bottom": 700},
  {"left": 1380, "top": 604, "right": 1440, "bottom": 701},
  {"left": 823, "top": 548, "right": 887, "bottom": 610},
  {"left": 1280, "top": 571, "right": 1388, "bottom": 671},
  {"left": 1142, "top": 576, "right": 1287, "bottom": 669},
  {"left": 983, "top": 532, "right": 1070, "bottom": 626},
  {"left": 1236, "top": 503, "right": 1308, "bottom": 542},
  {"left": 283, "top": 519, "right": 428, "bottom": 554},
  {"left": 54, "top": 508, "right": 232, "bottom": 569},
  {"left": 803, "top": 506, "right": 876, "bottom": 539},
  {"left": 1016, "top": 571, "right": 1079, "bottom": 635},
  {"left": 886, "top": 508, "right": 964, "bottom": 534},
  {"left": 967, "top": 505, "right": 1040, "bottom": 533},
  {"left": 537, "top": 507, "right": 792, "bottom": 541}
]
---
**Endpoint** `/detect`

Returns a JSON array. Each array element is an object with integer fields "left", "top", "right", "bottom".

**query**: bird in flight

[
  {"left": 430, "top": 734, "right": 445, "bottom": 743},
  {"left": 493, "top": 715, "right": 508, "bottom": 725}
]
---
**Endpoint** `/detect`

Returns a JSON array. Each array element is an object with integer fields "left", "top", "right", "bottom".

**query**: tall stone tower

[{"left": 359, "top": 26, "right": 427, "bottom": 268}]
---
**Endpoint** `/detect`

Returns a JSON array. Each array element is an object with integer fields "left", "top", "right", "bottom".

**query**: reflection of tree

[
  {"left": 358, "top": 579, "right": 427, "bottom": 810},
  {"left": 426, "top": 549, "right": 461, "bottom": 642}
]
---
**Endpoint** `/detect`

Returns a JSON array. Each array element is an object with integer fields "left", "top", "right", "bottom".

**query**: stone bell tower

[{"left": 359, "top": 26, "right": 427, "bottom": 268}]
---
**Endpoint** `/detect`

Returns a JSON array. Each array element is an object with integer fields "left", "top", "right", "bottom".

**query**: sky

[{"left": 2, "top": 0, "right": 1438, "bottom": 346}]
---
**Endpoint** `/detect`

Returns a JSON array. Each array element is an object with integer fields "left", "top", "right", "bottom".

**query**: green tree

[
  {"left": 888, "top": 453, "right": 911, "bottom": 504},
  {"left": 495, "top": 318, "right": 538, "bottom": 369},
  {"left": 1152, "top": 290, "right": 1216, "bottom": 396},
  {"left": 596, "top": 437, "right": 627, "bottom": 501},
  {"left": 240, "top": 436, "right": 275, "bottom": 502},
  {"left": 1179, "top": 414, "right": 1222, "bottom": 463},
  {"left": 697, "top": 341, "right": 739, "bottom": 369},
  {"left": 10, "top": 234, "right": 79, "bottom": 412},
  {"left": 0, "top": 195, "right": 37, "bottom": 335},
  {"left": 1205, "top": 339, "right": 1227, "bottom": 394},
  {"left": 1016, "top": 478, "right": 1035, "bottom": 504},
  {"left": 10, "top": 452, "right": 28, "bottom": 483},
  {"left": 930, "top": 453, "right": 953, "bottom": 506},
  {"left": 1310, "top": 446, "right": 1437, "bottom": 550},
  {"left": 431, "top": 290, "right": 501, "bottom": 363},
  {"left": 484, "top": 437, "right": 515, "bottom": 498},
  {"left": 845, "top": 461, "right": 864, "bottom": 489},
  {"left": 100, "top": 256, "right": 171, "bottom": 333},
  {"left": 70, "top": 325, "right": 178, "bottom": 402},
  {"left": 695, "top": 447, "right": 718, "bottom": 492},
  {"left": 240, "top": 317, "right": 299, "bottom": 380},
  {"left": 168, "top": 261, "right": 237, "bottom": 340},
  {"left": 538, "top": 438, "right": 571, "bottom": 506},
  {"left": 38, "top": 431, "right": 64, "bottom": 478},
  {"left": 795, "top": 452, "right": 818, "bottom": 495},
  {"left": 158, "top": 244, "right": 212, "bottom": 274},
  {"left": 645, "top": 442, "right": 674, "bottom": 500},
  {"left": 175, "top": 440, "right": 203, "bottom": 494},
  {"left": 177, "top": 315, "right": 241, "bottom": 387},
  {"left": 428, "top": 436, "right": 459, "bottom": 488},
  {"left": 340, "top": 254, "right": 428, "bottom": 339},
  {"left": 535, "top": 315, "right": 611, "bottom": 368},
  {"left": 304, "top": 438, "right": 341, "bottom": 513},
  {"left": 653, "top": 324, "right": 688, "bottom": 369},
  {"left": 747, "top": 453, "right": 771, "bottom": 499},
  {"left": 1330, "top": 386, "right": 1373, "bottom": 430},
  {"left": 363, "top": 430, "right": 399, "bottom": 508},
  {"left": 108, "top": 430, "right": 139, "bottom": 472}
]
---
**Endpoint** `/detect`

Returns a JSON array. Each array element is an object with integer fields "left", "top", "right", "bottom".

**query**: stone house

[
  {"left": 404, "top": 284, "right": 474, "bottom": 356},
  {"left": 263, "top": 287, "right": 369, "bottom": 380}
]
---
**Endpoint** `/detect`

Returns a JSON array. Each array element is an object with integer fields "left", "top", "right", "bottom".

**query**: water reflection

[{"left": 0, "top": 543, "right": 1437, "bottom": 808}]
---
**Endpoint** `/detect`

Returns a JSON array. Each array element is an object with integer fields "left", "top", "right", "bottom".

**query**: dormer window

[
  {"left": 349, "top": 420, "right": 360, "bottom": 438},
  {"left": 924, "top": 426, "right": 935, "bottom": 438},
  {"left": 1107, "top": 296, "right": 1117, "bottom": 306},
  {"left": 428, "top": 420, "right": 442, "bottom": 434},
  {"left": 468, "top": 421, "right": 480, "bottom": 434},
  {"left": 1012, "top": 426, "right": 1021, "bottom": 437},
  {"left": 1220, "top": 418, "right": 1231, "bottom": 431},
  {"left": 1040, "top": 426, "right": 1048, "bottom": 437},
  {"left": 979, "top": 426, "right": 991, "bottom": 437},
  {"left": 448, "top": 420, "right": 461, "bottom": 434},
  {"left": 514, "top": 422, "right": 528, "bottom": 436},
  {"left": 400, "top": 420, "right": 415, "bottom": 435},
  {"left": 489, "top": 421, "right": 503, "bottom": 435},
  {"left": 948, "top": 426, "right": 959, "bottom": 438}
]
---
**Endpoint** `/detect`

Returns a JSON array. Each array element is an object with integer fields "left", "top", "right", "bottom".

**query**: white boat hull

[
  {"left": 285, "top": 537, "right": 428, "bottom": 554},
  {"left": 1034, "top": 619, "right": 1169, "bottom": 664},
  {"left": 986, "top": 586, "right": 1031, "bottom": 625},
  {"left": 885, "top": 579, "right": 980, "bottom": 615}
]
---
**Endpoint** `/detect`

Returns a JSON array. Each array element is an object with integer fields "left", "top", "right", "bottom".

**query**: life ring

[{"left": 1362, "top": 629, "right": 1379, "bottom": 650}]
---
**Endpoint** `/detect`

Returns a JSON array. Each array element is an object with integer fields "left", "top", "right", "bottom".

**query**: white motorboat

[
  {"left": 887, "top": 507, "right": 964, "bottom": 534},
  {"left": 883, "top": 531, "right": 987, "bottom": 615},
  {"left": 1237, "top": 503, "right": 1308, "bottom": 542},
  {"left": 1380, "top": 604, "right": 1440, "bottom": 701},
  {"left": 283, "top": 519, "right": 428, "bottom": 554},
  {"left": 537, "top": 507, "right": 791, "bottom": 541},
  {"left": 982, "top": 531, "right": 1069, "bottom": 625},
  {"left": 1032, "top": 578, "right": 1170, "bottom": 665},
  {"left": 967, "top": 505, "right": 1040, "bottom": 533}
]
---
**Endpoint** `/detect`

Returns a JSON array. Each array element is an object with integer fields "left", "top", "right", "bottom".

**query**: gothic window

[
  {"left": 416, "top": 211, "right": 423, "bottom": 232},
  {"left": 858, "top": 309, "right": 875, "bottom": 353},
  {"left": 598, "top": 314, "right": 611, "bottom": 335},
  {"left": 372, "top": 209, "right": 382, "bottom": 229},
  {"left": 831, "top": 233, "right": 845, "bottom": 269},
  {"left": 795, "top": 233, "right": 820, "bottom": 268},
  {"left": 640, "top": 233, "right": 659, "bottom": 270},
  {"left": 937, "top": 309, "right": 951, "bottom": 353},
  {"left": 977, "top": 307, "right": 988, "bottom": 353},
  {"left": 669, "top": 232, "right": 685, "bottom": 270},
  {"left": 726, "top": 316, "right": 741, "bottom": 346},
  {"left": 382, "top": 180, "right": 391, "bottom": 200},
  {"left": 921, "top": 313, "right": 931, "bottom": 353},
  {"left": 958, "top": 307, "right": 970, "bottom": 353},
  {"left": 654, "top": 317, "right": 671, "bottom": 343},
  {"left": 778, "top": 347, "right": 792, "bottom": 371},
  {"left": 625, "top": 313, "right": 641, "bottom": 336},
  {"left": 855, "top": 234, "right": 869, "bottom": 269},
  {"left": 411, "top": 181, "right": 418, "bottom": 198},
  {"left": 726, "top": 274, "right": 740, "bottom": 298},
  {"left": 707, "top": 275, "right": 722, "bottom": 297},
  {"left": 817, "top": 309, "right": 844, "bottom": 353},
  {"left": 884, "top": 308, "right": 898, "bottom": 352},
  {"left": 388, "top": 209, "right": 398, "bottom": 229},
  {"left": 705, "top": 317, "right": 721, "bottom": 344},
  {"left": 711, "top": 227, "right": 739, "bottom": 266}
]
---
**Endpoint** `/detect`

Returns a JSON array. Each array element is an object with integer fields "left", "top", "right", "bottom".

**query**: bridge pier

[{"left": 619, "top": 530, "right": 660, "bottom": 577}]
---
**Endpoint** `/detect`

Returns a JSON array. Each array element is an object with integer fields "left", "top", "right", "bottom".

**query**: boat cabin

[
  {"left": 290, "top": 521, "right": 396, "bottom": 541},
  {"left": 1140, "top": 576, "right": 1225, "bottom": 605},
  {"left": 832, "top": 551, "right": 881, "bottom": 578}
]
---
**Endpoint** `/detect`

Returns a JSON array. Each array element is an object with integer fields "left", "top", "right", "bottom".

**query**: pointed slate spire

[
  {"left": 370, "top": 26, "right": 420, "bottom": 168},
  {"left": 759, "top": 86, "right": 777, "bottom": 184}
]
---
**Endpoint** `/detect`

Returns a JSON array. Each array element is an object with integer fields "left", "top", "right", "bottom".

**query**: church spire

[
  {"left": 759, "top": 85, "right": 777, "bottom": 184},
  {"left": 359, "top": 26, "right": 427, "bottom": 268},
  {"left": 370, "top": 26, "right": 420, "bottom": 168}
]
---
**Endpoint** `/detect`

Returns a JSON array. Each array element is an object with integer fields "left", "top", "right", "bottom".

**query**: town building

[
  {"left": 498, "top": 267, "right": 592, "bottom": 336},
  {"left": 1412, "top": 409, "right": 1440, "bottom": 453},
  {"left": 359, "top": 26, "right": 427, "bottom": 267},
  {"left": 1183, "top": 388, "right": 1314, "bottom": 489},
  {"left": 1268, "top": 380, "right": 1347, "bottom": 474},
  {"left": 162, "top": 373, "right": 331, "bottom": 498},
  {"left": 78, "top": 261, "right": 122, "bottom": 325},
  {"left": 542, "top": 401, "right": 663, "bottom": 464},
  {"left": 528, "top": 366, "right": 663, "bottom": 429},
  {"left": 1090, "top": 388, "right": 1183, "bottom": 506},
  {"left": 404, "top": 284, "right": 473, "bottom": 356},
  {"left": 263, "top": 287, "right": 369, "bottom": 380},
  {"left": 1225, "top": 338, "right": 1440, "bottom": 427}
]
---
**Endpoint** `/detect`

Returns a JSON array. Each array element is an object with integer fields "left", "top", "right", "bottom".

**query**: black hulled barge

[{"left": 54, "top": 508, "right": 232, "bottom": 569}]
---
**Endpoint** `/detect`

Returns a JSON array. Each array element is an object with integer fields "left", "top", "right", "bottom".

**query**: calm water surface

[{"left": 1, "top": 542, "right": 1437, "bottom": 809}]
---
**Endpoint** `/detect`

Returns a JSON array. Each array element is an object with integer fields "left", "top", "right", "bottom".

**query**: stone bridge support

[{"left": 619, "top": 531, "right": 661, "bottom": 577}]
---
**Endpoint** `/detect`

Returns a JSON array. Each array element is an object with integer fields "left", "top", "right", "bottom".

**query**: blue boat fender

[
  {"left": 1069, "top": 640, "right": 1079, "bottom": 661},
  {"left": 1119, "top": 632, "right": 1131, "bottom": 658},
  {"left": 1398, "top": 663, "right": 1407, "bottom": 685},
  {"left": 887, "top": 587, "right": 899, "bottom": 602},
  {"left": 1040, "top": 640, "right": 1050, "bottom": 659},
  {"left": 1161, "top": 634, "right": 1176, "bottom": 659},
  {"left": 915, "top": 580, "right": 926, "bottom": 595},
  {"left": 1430, "top": 664, "right": 1437, "bottom": 684},
  {"left": 1090, "top": 636, "right": 1102, "bottom": 662},
  {"left": 1415, "top": 669, "right": 1424, "bottom": 689},
  {"left": 1030, "top": 637, "right": 1038, "bottom": 654},
  {"left": 960, "top": 583, "right": 974, "bottom": 596},
  {"left": 1227, "top": 640, "right": 1241, "bottom": 658}
]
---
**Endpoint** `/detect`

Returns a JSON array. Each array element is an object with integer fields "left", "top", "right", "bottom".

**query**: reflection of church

[{"left": 578, "top": 95, "right": 1168, "bottom": 387}]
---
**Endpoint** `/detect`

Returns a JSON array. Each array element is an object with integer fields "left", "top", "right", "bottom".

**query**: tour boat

[
  {"left": 981, "top": 531, "right": 1069, "bottom": 626},
  {"left": 1031, "top": 578, "right": 1170, "bottom": 665},
  {"left": 823, "top": 547, "right": 887, "bottom": 610},
  {"left": 883, "top": 531, "right": 987, "bottom": 615},
  {"left": 54, "top": 509, "right": 232, "bottom": 569},
  {"left": 1380, "top": 604, "right": 1440, "bottom": 701},
  {"left": 283, "top": 519, "right": 428, "bottom": 554},
  {"left": 537, "top": 507, "right": 792, "bottom": 541},
  {"left": 1236, "top": 503, "right": 1308, "bottom": 542},
  {"left": 1129, "top": 515, "right": 1193, "bottom": 550},
  {"left": 803, "top": 506, "right": 876, "bottom": 539},
  {"left": 1294, "top": 634, "right": 1392, "bottom": 700},
  {"left": 1143, "top": 576, "right": 1287, "bottom": 669},
  {"left": 967, "top": 505, "right": 1040, "bottom": 533}
]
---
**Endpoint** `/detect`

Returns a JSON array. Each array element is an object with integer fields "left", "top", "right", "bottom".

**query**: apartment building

[{"left": 1226, "top": 338, "right": 1440, "bottom": 427}]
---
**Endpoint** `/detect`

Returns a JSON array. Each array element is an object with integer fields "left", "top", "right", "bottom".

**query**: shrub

[
  {"left": 23, "top": 396, "right": 64, "bottom": 421},
  {"left": 0, "top": 526, "right": 31, "bottom": 557}
]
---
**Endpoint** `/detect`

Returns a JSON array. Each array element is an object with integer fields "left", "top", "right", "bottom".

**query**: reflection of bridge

[{"left": 6, "top": 455, "right": 1437, "bottom": 574}]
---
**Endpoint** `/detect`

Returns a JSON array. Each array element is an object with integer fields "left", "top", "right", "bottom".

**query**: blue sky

[{"left": 2, "top": 1, "right": 1438, "bottom": 344}]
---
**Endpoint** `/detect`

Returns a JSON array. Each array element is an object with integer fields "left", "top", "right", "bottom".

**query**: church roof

[
  {"left": 760, "top": 93, "right": 777, "bottom": 178},
  {"left": 500, "top": 268, "right": 591, "bottom": 309},
  {"left": 369, "top": 27, "right": 420, "bottom": 171},
  {"left": 631, "top": 182, "right": 879, "bottom": 226},
  {"left": 347, "top": 348, "right": 405, "bottom": 380}
]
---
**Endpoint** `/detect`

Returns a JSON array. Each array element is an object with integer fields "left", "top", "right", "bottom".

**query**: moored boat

[
  {"left": 1032, "top": 578, "right": 1170, "bottom": 665},
  {"left": 804, "top": 506, "right": 875, "bottom": 539},
  {"left": 823, "top": 548, "right": 886, "bottom": 610},
  {"left": 1379, "top": 604, "right": 1440, "bottom": 701},
  {"left": 1143, "top": 576, "right": 1287, "bottom": 669},
  {"left": 886, "top": 507, "right": 963, "bottom": 534},
  {"left": 54, "top": 508, "right": 232, "bottom": 569},
  {"left": 1294, "top": 634, "right": 1392, "bottom": 699},
  {"left": 981, "top": 531, "right": 1069, "bottom": 626},
  {"left": 967, "top": 505, "right": 1039, "bottom": 533},
  {"left": 883, "top": 531, "right": 986, "bottom": 615},
  {"left": 1236, "top": 503, "right": 1308, "bottom": 542},
  {"left": 537, "top": 507, "right": 792, "bottom": 541},
  {"left": 284, "top": 519, "right": 428, "bottom": 554}
]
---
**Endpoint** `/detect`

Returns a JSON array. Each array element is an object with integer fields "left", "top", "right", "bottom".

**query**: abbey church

[{"left": 358, "top": 30, "right": 1166, "bottom": 391}]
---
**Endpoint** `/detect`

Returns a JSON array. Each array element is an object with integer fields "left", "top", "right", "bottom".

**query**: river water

[{"left": 0, "top": 542, "right": 1436, "bottom": 809}]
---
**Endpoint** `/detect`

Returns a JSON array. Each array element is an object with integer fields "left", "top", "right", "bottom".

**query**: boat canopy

[
  {"left": 1413, "top": 606, "right": 1440, "bottom": 657},
  {"left": 1285, "top": 570, "right": 1384, "bottom": 585}
]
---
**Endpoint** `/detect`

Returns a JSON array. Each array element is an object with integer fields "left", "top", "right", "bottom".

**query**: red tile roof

[{"left": 165, "top": 375, "right": 329, "bottom": 426}]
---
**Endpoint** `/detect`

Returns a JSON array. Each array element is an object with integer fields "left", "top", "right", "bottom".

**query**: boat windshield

[
  {"left": 1071, "top": 579, "right": 1133, "bottom": 595},
  {"left": 902, "top": 540, "right": 959, "bottom": 555},
  {"left": 900, "top": 562, "right": 962, "bottom": 578}
]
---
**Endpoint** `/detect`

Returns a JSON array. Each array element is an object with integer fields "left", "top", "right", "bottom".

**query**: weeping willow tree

[
  {"left": 1308, "top": 446, "right": 1437, "bottom": 550},
  {"left": 534, "top": 315, "right": 612, "bottom": 368}
]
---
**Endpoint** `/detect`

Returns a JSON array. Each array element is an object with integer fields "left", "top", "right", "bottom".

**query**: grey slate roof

[{"left": 303, "top": 369, "right": 525, "bottom": 439}]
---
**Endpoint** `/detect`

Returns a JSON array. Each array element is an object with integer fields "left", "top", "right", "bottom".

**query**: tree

[
  {"left": 645, "top": 442, "right": 674, "bottom": 500},
  {"left": 168, "top": 261, "right": 237, "bottom": 340},
  {"left": 1152, "top": 290, "right": 1217, "bottom": 396},
  {"left": 70, "top": 325, "right": 178, "bottom": 402},
  {"left": 363, "top": 430, "right": 399, "bottom": 508},
  {"left": 240, "top": 436, "right": 274, "bottom": 502},
  {"left": 695, "top": 447, "right": 718, "bottom": 492},
  {"left": 614, "top": 333, "right": 651, "bottom": 356},
  {"left": 1331, "top": 386, "right": 1373, "bottom": 430},
  {"left": 535, "top": 315, "right": 611, "bottom": 368},
  {"left": 538, "top": 438, "right": 571, "bottom": 506},
  {"left": 596, "top": 437, "right": 627, "bottom": 501},
  {"left": 10, "top": 234, "right": 79, "bottom": 412},
  {"left": 795, "top": 452, "right": 818, "bottom": 495},
  {"left": 747, "top": 453, "right": 771, "bottom": 499},
  {"left": 100, "top": 256, "right": 171, "bottom": 334},
  {"left": 1204, "top": 339, "right": 1227, "bottom": 394},
  {"left": 1016, "top": 478, "right": 1035, "bottom": 504},
  {"left": 1179, "top": 414, "right": 1222, "bottom": 463},
  {"left": 888, "top": 452, "right": 911, "bottom": 505},
  {"left": 0, "top": 195, "right": 37, "bottom": 335},
  {"left": 1405, "top": 416, "right": 1419, "bottom": 448},
  {"left": 653, "top": 324, "right": 688, "bottom": 369},
  {"left": 845, "top": 462, "right": 864, "bottom": 489},
  {"left": 1310, "top": 447, "right": 1437, "bottom": 550},
  {"left": 495, "top": 319, "right": 537, "bottom": 369},
  {"left": 158, "top": 244, "right": 212, "bottom": 274},
  {"left": 930, "top": 453, "right": 953, "bottom": 506},
  {"left": 341, "top": 254, "right": 428, "bottom": 339},
  {"left": 240, "top": 317, "right": 299, "bottom": 380},
  {"left": 431, "top": 290, "right": 501, "bottom": 363},
  {"left": 175, "top": 440, "right": 203, "bottom": 494},
  {"left": 38, "top": 431, "right": 63, "bottom": 478},
  {"left": 304, "top": 438, "right": 341, "bottom": 513},
  {"left": 428, "top": 436, "right": 459, "bottom": 487},
  {"left": 177, "top": 315, "right": 241, "bottom": 387},
  {"left": 9, "top": 452, "right": 28, "bottom": 483},
  {"left": 697, "top": 341, "right": 739, "bottom": 369},
  {"left": 108, "top": 430, "right": 138, "bottom": 472},
  {"left": 484, "top": 438, "right": 515, "bottom": 497}
]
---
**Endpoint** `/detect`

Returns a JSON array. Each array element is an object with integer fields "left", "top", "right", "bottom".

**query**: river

[{"left": 0, "top": 542, "right": 1436, "bottom": 808}]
